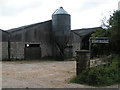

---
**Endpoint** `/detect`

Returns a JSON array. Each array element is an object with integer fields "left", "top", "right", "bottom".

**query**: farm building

[{"left": 0, "top": 7, "right": 100, "bottom": 60}]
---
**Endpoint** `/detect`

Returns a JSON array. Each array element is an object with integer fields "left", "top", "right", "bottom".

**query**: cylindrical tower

[
  {"left": 118, "top": 1, "right": 120, "bottom": 10},
  {"left": 52, "top": 7, "right": 71, "bottom": 59}
]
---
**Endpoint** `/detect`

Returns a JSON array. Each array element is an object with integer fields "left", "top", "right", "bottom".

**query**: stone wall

[
  {"left": 76, "top": 50, "right": 90, "bottom": 75},
  {"left": 40, "top": 42, "right": 52, "bottom": 57},
  {"left": 0, "top": 42, "right": 9, "bottom": 60},
  {"left": 10, "top": 42, "right": 53, "bottom": 59},
  {"left": 2, "top": 42, "right": 8, "bottom": 60},
  {"left": 10, "top": 42, "right": 24, "bottom": 59},
  {"left": 71, "top": 32, "right": 81, "bottom": 57},
  {"left": 64, "top": 47, "right": 73, "bottom": 59},
  {"left": 90, "top": 58, "right": 110, "bottom": 67},
  {"left": 72, "top": 43, "right": 80, "bottom": 57},
  {"left": 0, "top": 30, "right": 9, "bottom": 60},
  {"left": 0, "top": 30, "right": 2, "bottom": 60},
  {"left": 0, "top": 42, "right": 2, "bottom": 60},
  {"left": 8, "top": 20, "right": 53, "bottom": 59}
]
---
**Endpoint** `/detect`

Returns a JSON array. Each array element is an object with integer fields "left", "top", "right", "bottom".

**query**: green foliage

[
  {"left": 91, "top": 28, "right": 110, "bottom": 58},
  {"left": 109, "top": 11, "right": 120, "bottom": 28},
  {"left": 91, "top": 10, "right": 120, "bottom": 55},
  {"left": 108, "top": 10, "right": 120, "bottom": 53},
  {"left": 91, "top": 28, "right": 109, "bottom": 37},
  {"left": 70, "top": 55, "right": 120, "bottom": 87}
]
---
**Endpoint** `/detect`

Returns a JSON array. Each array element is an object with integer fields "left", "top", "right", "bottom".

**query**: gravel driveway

[{"left": 2, "top": 60, "right": 119, "bottom": 88}]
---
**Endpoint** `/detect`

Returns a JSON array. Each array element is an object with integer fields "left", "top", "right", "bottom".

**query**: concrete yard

[{"left": 2, "top": 61, "right": 119, "bottom": 88}]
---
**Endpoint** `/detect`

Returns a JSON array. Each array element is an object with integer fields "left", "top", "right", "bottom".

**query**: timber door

[{"left": 24, "top": 44, "right": 41, "bottom": 59}]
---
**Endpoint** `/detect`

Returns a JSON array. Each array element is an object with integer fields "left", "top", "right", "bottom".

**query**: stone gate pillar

[{"left": 76, "top": 50, "right": 90, "bottom": 75}]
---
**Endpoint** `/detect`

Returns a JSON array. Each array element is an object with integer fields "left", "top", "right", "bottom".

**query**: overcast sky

[{"left": 0, "top": 0, "right": 119, "bottom": 30}]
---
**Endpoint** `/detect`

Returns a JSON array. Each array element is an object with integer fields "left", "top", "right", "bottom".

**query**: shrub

[{"left": 70, "top": 55, "right": 120, "bottom": 86}]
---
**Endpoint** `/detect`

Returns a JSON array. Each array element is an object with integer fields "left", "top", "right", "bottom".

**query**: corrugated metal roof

[
  {"left": 53, "top": 7, "right": 69, "bottom": 15},
  {"left": 0, "top": 29, "right": 8, "bottom": 33},
  {"left": 6, "top": 20, "right": 52, "bottom": 33},
  {"left": 72, "top": 27, "right": 101, "bottom": 37}
]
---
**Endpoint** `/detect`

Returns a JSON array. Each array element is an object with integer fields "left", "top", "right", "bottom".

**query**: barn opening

[{"left": 24, "top": 44, "right": 41, "bottom": 60}]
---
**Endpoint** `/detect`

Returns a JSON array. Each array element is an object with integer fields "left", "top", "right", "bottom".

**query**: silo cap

[{"left": 53, "top": 7, "right": 69, "bottom": 15}]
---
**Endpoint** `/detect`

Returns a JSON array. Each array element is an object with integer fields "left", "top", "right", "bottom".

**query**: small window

[{"left": 25, "top": 44, "right": 40, "bottom": 47}]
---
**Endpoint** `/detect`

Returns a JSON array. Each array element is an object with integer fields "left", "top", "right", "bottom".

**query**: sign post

[{"left": 89, "top": 37, "right": 109, "bottom": 57}]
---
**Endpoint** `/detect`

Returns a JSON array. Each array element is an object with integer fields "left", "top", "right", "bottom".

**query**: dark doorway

[{"left": 24, "top": 44, "right": 41, "bottom": 59}]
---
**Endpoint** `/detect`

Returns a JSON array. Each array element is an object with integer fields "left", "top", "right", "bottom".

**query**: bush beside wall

[{"left": 70, "top": 55, "right": 120, "bottom": 87}]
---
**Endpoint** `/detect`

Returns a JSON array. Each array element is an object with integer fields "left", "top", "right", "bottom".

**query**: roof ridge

[{"left": 7, "top": 20, "right": 52, "bottom": 32}]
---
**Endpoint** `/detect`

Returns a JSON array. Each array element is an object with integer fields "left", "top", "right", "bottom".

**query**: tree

[
  {"left": 91, "top": 28, "right": 109, "bottom": 37},
  {"left": 91, "top": 10, "right": 120, "bottom": 55},
  {"left": 108, "top": 10, "right": 120, "bottom": 53},
  {"left": 91, "top": 28, "right": 110, "bottom": 57}
]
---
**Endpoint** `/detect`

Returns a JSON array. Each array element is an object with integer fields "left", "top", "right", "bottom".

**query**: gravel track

[{"left": 2, "top": 61, "right": 119, "bottom": 88}]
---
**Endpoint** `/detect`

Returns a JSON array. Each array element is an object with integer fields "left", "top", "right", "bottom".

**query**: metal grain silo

[{"left": 52, "top": 7, "right": 71, "bottom": 58}]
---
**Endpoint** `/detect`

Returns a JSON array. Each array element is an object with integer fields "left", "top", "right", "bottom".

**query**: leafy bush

[{"left": 70, "top": 55, "right": 120, "bottom": 86}]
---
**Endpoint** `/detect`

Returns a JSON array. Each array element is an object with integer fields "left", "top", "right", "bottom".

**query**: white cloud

[
  {"left": 0, "top": 0, "right": 119, "bottom": 30},
  {"left": 0, "top": 0, "right": 42, "bottom": 16}
]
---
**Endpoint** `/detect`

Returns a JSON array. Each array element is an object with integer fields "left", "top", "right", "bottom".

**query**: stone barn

[
  {"left": 7, "top": 20, "right": 52, "bottom": 60},
  {"left": 70, "top": 27, "right": 100, "bottom": 57},
  {"left": 0, "top": 7, "right": 100, "bottom": 60},
  {"left": 0, "top": 29, "right": 9, "bottom": 60}
]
